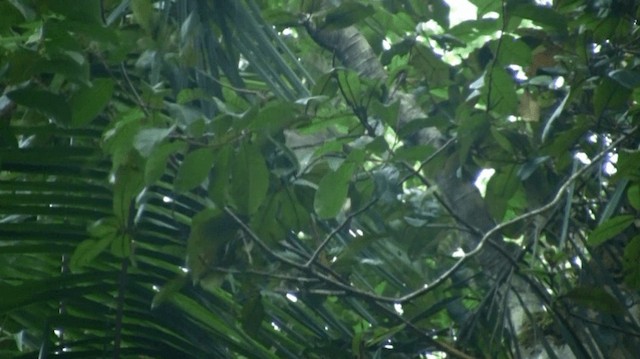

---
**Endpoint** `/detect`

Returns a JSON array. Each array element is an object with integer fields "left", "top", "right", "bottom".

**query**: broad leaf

[
  {"left": 134, "top": 126, "right": 175, "bottom": 158},
  {"left": 628, "top": 184, "right": 640, "bottom": 210},
  {"left": 562, "top": 286, "right": 625, "bottom": 315},
  {"left": 7, "top": 87, "right": 71, "bottom": 124},
  {"left": 588, "top": 215, "right": 635, "bottom": 247},
  {"left": 174, "top": 148, "right": 215, "bottom": 192},
  {"left": 314, "top": 162, "right": 356, "bottom": 219},
  {"left": 229, "top": 143, "right": 269, "bottom": 215},
  {"left": 70, "top": 78, "right": 114, "bottom": 126}
]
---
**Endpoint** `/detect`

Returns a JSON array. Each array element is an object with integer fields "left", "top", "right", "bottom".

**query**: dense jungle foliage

[{"left": 1, "top": 0, "right": 640, "bottom": 358}]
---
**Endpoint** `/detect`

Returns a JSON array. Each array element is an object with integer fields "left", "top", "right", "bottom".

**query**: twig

[
  {"left": 399, "top": 137, "right": 455, "bottom": 184},
  {"left": 484, "top": 0, "right": 509, "bottom": 113},
  {"left": 119, "top": 63, "right": 150, "bottom": 117},
  {"left": 393, "top": 126, "right": 637, "bottom": 303},
  {"left": 304, "top": 199, "right": 378, "bottom": 267},
  {"left": 211, "top": 266, "right": 318, "bottom": 283},
  {"left": 225, "top": 127, "right": 636, "bottom": 305},
  {"left": 224, "top": 207, "right": 308, "bottom": 270}
]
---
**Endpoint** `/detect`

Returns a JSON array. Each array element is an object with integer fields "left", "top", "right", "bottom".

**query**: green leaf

[
  {"left": 248, "top": 101, "right": 299, "bottom": 134},
  {"left": 174, "top": 148, "right": 215, "bottom": 192},
  {"left": 131, "top": 0, "right": 154, "bottom": 33},
  {"left": 87, "top": 217, "right": 121, "bottom": 238},
  {"left": 134, "top": 127, "right": 175, "bottom": 158},
  {"left": 314, "top": 161, "right": 356, "bottom": 219},
  {"left": 468, "top": 0, "right": 501, "bottom": 16},
  {"left": 208, "top": 146, "right": 232, "bottom": 206},
  {"left": 517, "top": 156, "right": 550, "bottom": 181},
  {"left": 562, "top": 286, "right": 625, "bottom": 315},
  {"left": 6, "top": 0, "right": 35, "bottom": 21},
  {"left": 111, "top": 233, "right": 132, "bottom": 258},
  {"left": 628, "top": 184, "right": 640, "bottom": 210},
  {"left": 70, "top": 218, "right": 120, "bottom": 271},
  {"left": 509, "top": 3, "right": 567, "bottom": 33},
  {"left": 485, "top": 67, "right": 518, "bottom": 115},
  {"left": 47, "top": 0, "right": 103, "bottom": 24},
  {"left": 609, "top": 69, "right": 640, "bottom": 90},
  {"left": 623, "top": 235, "right": 640, "bottom": 290},
  {"left": 493, "top": 36, "right": 531, "bottom": 66},
  {"left": 322, "top": 1, "right": 375, "bottom": 30},
  {"left": 69, "top": 236, "right": 114, "bottom": 272},
  {"left": 152, "top": 275, "right": 188, "bottom": 309},
  {"left": 70, "top": 78, "right": 114, "bottom": 126},
  {"left": 186, "top": 209, "right": 236, "bottom": 283},
  {"left": 229, "top": 143, "right": 270, "bottom": 215},
  {"left": 240, "top": 294, "right": 264, "bottom": 337},
  {"left": 588, "top": 215, "right": 635, "bottom": 247},
  {"left": 458, "top": 112, "right": 490, "bottom": 163},
  {"left": 593, "top": 77, "right": 631, "bottom": 117},
  {"left": 7, "top": 87, "right": 71, "bottom": 125},
  {"left": 410, "top": 45, "right": 451, "bottom": 87},
  {"left": 144, "top": 141, "right": 186, "bottom": 185},
  {"left": 448, "top": 19, "right": 501, "bottom": 43},
  {"left": 485, "top": 166, "right": 520, "bottom": 221},
  {"left": 113, "top": 164, "right": 144, "bottom": 222}
]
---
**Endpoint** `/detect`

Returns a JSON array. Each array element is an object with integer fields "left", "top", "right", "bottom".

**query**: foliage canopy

[{"left": 1, "top": 0, "right": 640, "bottom": 358}]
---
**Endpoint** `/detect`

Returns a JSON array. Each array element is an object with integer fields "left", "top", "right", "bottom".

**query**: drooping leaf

[
  {"left": 113, "top": 163, "right": 144, "bottom": 223},
  {"left": 152, "top": 274, "right": 188, "bottom": 309},
  {"left": 208, "top": 146, "right": 232, "bottom": 206},
  {"left": 110, "top": 232, "right": 132, "bottom": 258},
  {"left": 484, "top": 67, "right": 518, "bottom": 115},
  {"left": 7, "top": 87, "right": 71, "bottom": 125},
  {"left": 623, "top": 235, "right": 640, "bottom": 290},
  {"left": 485, "top": 165, "right": 520, "bottom": 221},
  {"left": 229, "top": 143, "right": 270, "bottom": 215},
  {"left": 447, "top": 19, "right": 502, "bottom": 43},
  {"left": 588, "top": 215, "right": 635, "bottom": 247},
  {"left": 410, "top": 45, "right": 451, "bottom": 87},
  {"left": 186, "top": 209, "right": 236, "bottom": 283},
  {"left": 469, "top": 0, "right": 501, "bottom": 16},
  {"left": 240, "top": 294, "right": 265, "bottom": 337},
  {"left": 131, "top": 0, "right": 155, "bottom": 34},
  {"left": 609, "top": 69, "right": 640, "bottom": 90},
  {"left": 144, "top": 141, "right": 186, "bottom": 185},
  {"left": 174, "top": 148, "right": 215, "bottom": 192},
  {"left": 314, "top": 161, "right": 356, "bottom": 219},
  {"left": 562, "top": 286, "right": 625, "bottom": 315},
  {"left": 70, "top": 236, "right": 115, "bottom": 272},
  {"left": 593, "top": 77, "right": 631, "bottom": 117},
  {"left": 134, "top": 126, "right": 175, "bottom": 158},
  {"left": 627, "top": 184, "right": 640, "bottom": 210},
  {"left": 70, "top": 78, "right": 114, "bottom": 126},
  {"left": 509, "top": 3, "right": 567, "bottom": 33}
]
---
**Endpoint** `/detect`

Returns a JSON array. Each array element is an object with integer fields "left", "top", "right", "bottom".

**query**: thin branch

[
  {"left": 225, "top": 127, "right": 636, "bottom": 306},
  {"left": 211, "top": 266, "right": 318, "bottom": 283},
  {"left": 394, "top": 126, "right": 637, "bottom": 303},
  {"left": 567, "top": 311, "right": 640, "bottom": 338},
  {"left": 224, "top": 207, "right": 307, "bottom": 270},
  {"left": 119, "top": 63, "right": 150, "bottom": 117},
  {"left": 484, "top": 0, "right": 509, "bottom": 113},
  {"left": 304, "top": 199, "right": 378, "bottom": 267},
  {"left": 399, "top": 137, "right": 455, "bottom": 184}
]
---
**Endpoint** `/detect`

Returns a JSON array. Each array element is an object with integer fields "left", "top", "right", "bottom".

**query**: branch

[
  {"left": 211, "top": 266, "right": 318, "bottom": 283},
  {"left": 394, "top": 126, "right": 638, "bottom": 303},
  {"left": 226, "top": 127, "right": 637, "bottom": 306},
  {"left": 304, "top": 199, "right": 378, "bottom": 267},
  {"left": 399, "top": 137, "right": 455, "bottom": 185}
]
